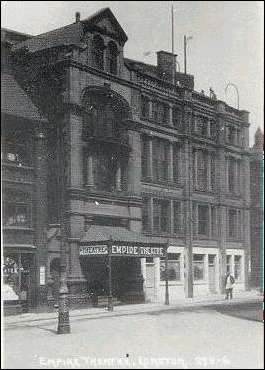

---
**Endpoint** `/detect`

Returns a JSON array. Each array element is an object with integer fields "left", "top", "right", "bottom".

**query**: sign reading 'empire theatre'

[{"left": 79, "top": 245, "right": 165, "bottom": 257}]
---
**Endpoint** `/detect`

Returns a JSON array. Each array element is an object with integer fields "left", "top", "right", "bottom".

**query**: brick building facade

[{"left": 2, "top": 8, "right": 253, "bottom": 309}]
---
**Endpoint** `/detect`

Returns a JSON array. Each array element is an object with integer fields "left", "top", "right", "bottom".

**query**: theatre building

[{"left": 2, "top": 8, "right": 252, "bottom": 310}]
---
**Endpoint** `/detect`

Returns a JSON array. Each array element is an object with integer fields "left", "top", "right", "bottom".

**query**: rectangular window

[
  {"left": 228, "top": 209, "right": 237, "bottom": 239},
  {"left": 211, "top": 206, "right": 217, "bottom": 238},
  {"left": 173, "top": 144, "right": 181, "bottom": 184},
  {"left": 198, "top": 205, "right": 209, "bottom": 236},
  {"left": 153, "top": 199, "right": 170, "bottom": 234},
  {"left": 210, "top": 120, "right": 217, "bottom": 139},
  {"left": 228, "top": 158, "right": 237, "bottom": 194},
  {"left": 197, "top": 150, "right": 208, "bottom": 191},
  {"left": 142, "top": 198, "right": 149, "bottom": 232},
  {"left": 141, "top": 96, "right": 149, "bottom": 119},
  {"left": 234, "top": 255, "right": 242, "bottom": 281},
  {"left": 197, "top": 116, "right": 208, "bottom": 137},
  {"left": 160, "top": 253, "right": 181, "bottom": 281},
  {"left": 2, "top": 137, "right": 32, "bottom": 167},
  {"left": 152, "top": 101, "right": 158, "bottom": 122},
  {"left": 152, "top": 138, "right": 168, "bottom": 182},
  {"left": 193, "top": 254, "right": 205, "bottom": 280},
  {"left": 141, "top": 136, "right": 149, "bottom": 180},
  {"left": 3, "top": 203, "right": 31, "bottom": 227},
  {"left": 173, "top": 202, "right": 182, "bottom": 234},
  {"left": 172, "top": 106, "right": 182, "bottom": 128},
  {"left": 210, "top": 153, "right": 215, "bottom": 191}
]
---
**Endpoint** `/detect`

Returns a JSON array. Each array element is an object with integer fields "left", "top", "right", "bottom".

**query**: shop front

[
  {"left": 79, "top": 226, "right": 168, "bottom": 309},
  {"left": 3, "top": 245, "right": 36, "bottom": 314}
]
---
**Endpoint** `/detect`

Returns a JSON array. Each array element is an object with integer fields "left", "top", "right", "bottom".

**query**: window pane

[
  {"left": 198, "top": 205, "right": 209, "bottom": 235},
  {"left": 3, "top": 203, "right": 30, "bottom": 227},
  {"left": 160, "top": 254, "right": 180, "bottom": 281},
  {"left": 234, "top": 255, "right": 242, "bottom": 280},
  {"left": 193, "top": 254, "right": 205, "bottom": 280}
]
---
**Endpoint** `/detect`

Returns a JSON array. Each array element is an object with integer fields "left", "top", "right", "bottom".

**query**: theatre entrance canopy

[{"left": 79, "top": 226, "right": 168, "bottom": 258}]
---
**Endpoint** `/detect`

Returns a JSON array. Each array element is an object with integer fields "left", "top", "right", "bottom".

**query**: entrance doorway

[
  {"left": 208, "top": 254, "right": 217, "bottom": 294},
  {"left": 145, "top": 259, "right": 156, "bottom": 302}
]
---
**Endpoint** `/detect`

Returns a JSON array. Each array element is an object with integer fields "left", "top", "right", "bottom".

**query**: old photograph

[{"left": 1, "top": 1, "right": 264, "bottom": 369}]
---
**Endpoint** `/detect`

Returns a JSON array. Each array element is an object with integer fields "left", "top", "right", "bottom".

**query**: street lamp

[
  {"left": 57, "top": 119, "right": 70, "bottom": 335},
  {"left": 225, "top": 83, "right": 239, "bottom": 110}
]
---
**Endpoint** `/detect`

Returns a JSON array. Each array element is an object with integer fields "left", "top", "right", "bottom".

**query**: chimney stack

[
  {"left": 157, "top": 50, "right": 177, "bottom": 84},
  {"left": 75, "top": 12, "right": 81, "bottom": 23}
]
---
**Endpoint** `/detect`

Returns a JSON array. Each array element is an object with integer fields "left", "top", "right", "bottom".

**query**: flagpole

[{"left": 171, "top": 2, "right": 175, "bottom": 83}]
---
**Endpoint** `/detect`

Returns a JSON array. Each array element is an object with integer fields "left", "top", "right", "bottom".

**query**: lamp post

[
  {"left": 225, "top": 83, "right": 239, "bottom": 110},
  {"left": 184, "top": 35, "right": 193, "bottom": 75},
  {"left": 57, "top": 119, "right": 70, "bottom": 335}
]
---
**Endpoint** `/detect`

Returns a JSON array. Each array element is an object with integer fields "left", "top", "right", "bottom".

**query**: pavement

[
  {"left": 2, "top": 295, "right": 264, "bottom": 369},
  {"left": 4, "top": 290, "right": 263, "bottom": 329}
]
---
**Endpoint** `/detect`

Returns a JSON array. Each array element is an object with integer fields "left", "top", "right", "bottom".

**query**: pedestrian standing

[{"left": 225, "top": 272, "right": 235, "bottom": 300}]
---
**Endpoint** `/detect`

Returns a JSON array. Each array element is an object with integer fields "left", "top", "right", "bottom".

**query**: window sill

[
  {"left": 141, "top": 179, "right": 183, "bottom": 188},
  {"left": 193, "top": 280, "right": 207, "bottom": 285}
]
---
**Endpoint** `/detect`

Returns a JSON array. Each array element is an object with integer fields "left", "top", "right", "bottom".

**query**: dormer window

[
  {"left": 106, "top": 41, "right": 118, "bottom": 75},
  {"left": 91, "top": 35, "right": 105, "bottom": 70}
]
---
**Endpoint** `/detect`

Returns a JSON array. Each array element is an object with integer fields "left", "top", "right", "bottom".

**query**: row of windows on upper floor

[
  {"left": 1, "top": 193, "right": 244, "bottom": 243},
  {"left": 142, "top": 198, "right": 243, "bottom": 241},
  {"left": 141, "top": 96, "right": 244, "bottom": 146},
  {"left": 141, "top": 136, "right": 242, "bottom": 196}
]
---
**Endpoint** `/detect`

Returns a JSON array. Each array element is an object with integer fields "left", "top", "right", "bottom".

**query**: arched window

[
  {"left": 83, "top": 93, "right": 123, "bottom": 139},
  {"left": 91, "top": 35, "right": 105, "bottom": 70},
  {"left": 106, "top": 41, "right": 118, "bottom": 75}
]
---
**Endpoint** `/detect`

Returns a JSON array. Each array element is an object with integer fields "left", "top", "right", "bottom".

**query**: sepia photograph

[{"left": 1, "top": 1, "right": 264, "bottom": 369}]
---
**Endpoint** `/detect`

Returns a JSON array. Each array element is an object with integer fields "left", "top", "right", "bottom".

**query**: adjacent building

[
  {"left": 250, "top": 128, "right": 264, "bottom": 291},
  {"left": 2, "top": 8, "right": 253, "bottom": 310}
]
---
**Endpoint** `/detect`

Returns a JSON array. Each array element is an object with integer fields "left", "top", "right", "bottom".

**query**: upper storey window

[
  {"left": 2, "top": 134, "right": 32, "bottom": 167},
  {"left": 106, "top": 41, "right": 118, "bottom": 75},
  {"left": 83, "top": 94, "right": 121, "bottom": 139},
  {"left": 91, "top": 35, "right": 105, "bottom": 70}
]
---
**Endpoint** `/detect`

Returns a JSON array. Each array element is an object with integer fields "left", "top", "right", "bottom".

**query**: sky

[{"left": 1, "top": 1, "right": 263, "bottom": 145}]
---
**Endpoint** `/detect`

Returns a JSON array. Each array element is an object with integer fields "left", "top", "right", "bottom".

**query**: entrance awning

[{"left": 79, "top": 226, "right": 168, "bottom": 257}]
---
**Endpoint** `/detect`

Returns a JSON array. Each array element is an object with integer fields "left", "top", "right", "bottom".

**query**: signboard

[
  {"left": 80, "top": 245, "right": 108, "bottom": 256},
  {"left": 80, "top": 245, "right": 165, "bottom": 257}
]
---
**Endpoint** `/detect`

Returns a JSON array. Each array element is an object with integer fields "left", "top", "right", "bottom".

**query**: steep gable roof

[{"left": 12, "top": 7, "right": 127, "bottom": 53}]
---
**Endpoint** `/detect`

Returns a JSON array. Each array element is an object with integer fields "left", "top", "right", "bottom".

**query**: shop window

[
  {"left": 106, "top": 41, "right": 118, "bottom": 75},
  {"left": 226, "top": 255, "right": 232, "bottom": 273},
  {"left": 152, "top": 138, "right": 168, "bottom": 183},
  {"left": 234, "top": 255, "right": 242, "bottom": 281},
  {"left": 198, "top": 205, "right": 209, "bottom": 236},
  {"left": 193, "top": 254, "right": 205, "bottom": 280},
  {"left": 160, "top": 253, "right": 181, "bottom": 281},
  {"left": 3, "top": 202, "right": 31, "bottom": 227},
  {"left": 153, "top": 199, "right": 170, "bottom": 234},
  {"left": 91, "top": 35, "right": 105, "bottom": 70}
]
